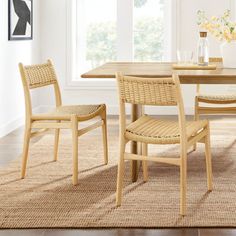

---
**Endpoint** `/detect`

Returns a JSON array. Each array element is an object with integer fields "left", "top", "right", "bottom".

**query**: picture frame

[{"left": 8, "top": 0, "right": 33, "bottom": 41}]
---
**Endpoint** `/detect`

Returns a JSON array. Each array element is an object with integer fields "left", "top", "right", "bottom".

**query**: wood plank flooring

[{"left": 0, "top": 116, "right": 236, "bottom": 236}]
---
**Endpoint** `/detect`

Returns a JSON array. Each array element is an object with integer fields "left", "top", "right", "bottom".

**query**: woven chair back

[
  {"left": 20, "top": 60, "right": 58, "bottom": 89},
  {"left": 19, "top": 60, "right": 62, "bottom": 118},
  {"left": 117, "top": 75, "right": 178, "bottom": 106}
]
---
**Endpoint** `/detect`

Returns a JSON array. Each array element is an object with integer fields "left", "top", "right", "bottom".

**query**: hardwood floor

[
  {"left": 0, "top": 116, "right": 236, "bottom": 236},
  {"left": 0, "top": 229, "right": 236, "bottom": 236}
]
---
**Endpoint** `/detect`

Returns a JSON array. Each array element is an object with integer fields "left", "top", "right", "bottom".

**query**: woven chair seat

[
  {"left": 125, "top": 115, "right": 208, "bottom": 144},
  {"left": 33, "top": 104, "right": 105, "bottom": 121},
  {"left": 197, "top": 94, "right": 236, "bottom": 104}
]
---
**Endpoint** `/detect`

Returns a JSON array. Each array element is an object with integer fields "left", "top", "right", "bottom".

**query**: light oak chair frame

[
  {"left": 116, "top": 73, "right": 213, "bottom": 215},
  {"left": 195, "top": 58, "right": 235, "bottom": 116},
  {"left": 19, "top": 60, "right": 108, "bottom": 185},
  {"left": 194, "top": 57, "right": 236, "bottom": 149}
]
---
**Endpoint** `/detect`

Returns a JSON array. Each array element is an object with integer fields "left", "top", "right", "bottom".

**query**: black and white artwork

[{"left": 8, "top": 0, "right": 33, "bottom": 40}]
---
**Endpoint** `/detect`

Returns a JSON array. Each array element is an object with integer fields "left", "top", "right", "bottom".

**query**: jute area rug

[{"left": 0, "top": 132, "right": 236, "bottom": 228}]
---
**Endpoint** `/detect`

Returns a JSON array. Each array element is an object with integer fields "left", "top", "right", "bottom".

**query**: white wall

[
  {"left": 39, "top": 0, "right": 236, "bottom": 115},
  {"left": 0, "top": 0, "right": 41, "bottom": 137}
]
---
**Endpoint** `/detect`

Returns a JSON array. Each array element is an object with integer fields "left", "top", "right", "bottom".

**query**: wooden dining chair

[
  {"left": 194, "top": 57, "right": 236, "bottom": 150},
  {"left": 115, "top": 73, "right": 213, "bottom": 215},
  {"left": 19, "top": 59, "right": 108, "bottom": 185}
]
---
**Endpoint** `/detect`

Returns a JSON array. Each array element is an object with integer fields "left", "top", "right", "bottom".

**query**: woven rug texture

[{"left": 0, "top": 133, "right": 236, "bottom": 228}]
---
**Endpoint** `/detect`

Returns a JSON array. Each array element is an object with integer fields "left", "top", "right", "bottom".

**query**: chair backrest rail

[
  {"left": 118, "top": 75, "right": 178, "bottom": 106},
  {"left": 19, "top": 59, "right": 62, "bottom": 120}
]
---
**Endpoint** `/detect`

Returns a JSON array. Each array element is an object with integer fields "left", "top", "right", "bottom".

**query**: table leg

[{"left": 131, "top": 104, "right": 141, "bottom": 182}]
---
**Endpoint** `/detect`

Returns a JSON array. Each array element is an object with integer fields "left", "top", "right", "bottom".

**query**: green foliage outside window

[
  {"left": 134, "top": 17, "right": 164, "bottom": 61},
  {"left": 86, "top": 18, "right": 164, "bottom": 66},
  {"left": 134, "top": 0, "right": 164, "bottom": 8},
  {"left": 134, "top": 0, "right": 148, "bottom": 8},
  {"left": 86, "top": 22, "right": 117, "bottom": 68}
]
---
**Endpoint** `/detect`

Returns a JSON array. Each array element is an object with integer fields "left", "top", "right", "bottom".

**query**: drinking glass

[{"left": 177, "top": 50, "right": 194, "bottom": 64}]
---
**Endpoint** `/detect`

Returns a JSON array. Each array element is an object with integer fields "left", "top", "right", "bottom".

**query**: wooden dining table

[{"left": 81, "top": 62, "right": 236, "bottom": 182}]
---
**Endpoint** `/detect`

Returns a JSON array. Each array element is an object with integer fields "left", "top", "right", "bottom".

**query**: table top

[{"left": 81, "top": 62, "right": 236, "bottom": 84}]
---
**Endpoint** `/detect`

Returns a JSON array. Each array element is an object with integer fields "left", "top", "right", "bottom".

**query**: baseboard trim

[{"left": 0, "top": 106, "right": 43, "bottom": 138}]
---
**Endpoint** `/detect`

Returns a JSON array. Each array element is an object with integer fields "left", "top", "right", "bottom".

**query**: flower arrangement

[{"left": 197, "top": 10, "right": 236, "bottom": 42}]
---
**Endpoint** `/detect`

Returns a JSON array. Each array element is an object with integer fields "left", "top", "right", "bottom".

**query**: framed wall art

[{"left": 8, "top": 0, "right": 33, "bottom": 40}]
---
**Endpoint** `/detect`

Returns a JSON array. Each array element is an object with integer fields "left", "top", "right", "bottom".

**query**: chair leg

[
  {"left": 21, "top": 128, "right": 31, "bottom": 179},
  {"left": 180, "top": 151, "right": 187, "bottom": 216},
  {"left": 71, "top": 115, "right": 79, "bottom": 186},
  {"left": 193, "top": 97, "right": 200, "bottom": 151},
  {"left": 116, "top": 138, "right": 126, "bottom": 207},
  {"left": 142, "top": 143, "right": 148, "bottom": 182},
  {"left": 54, "top": 128, "right": 60, "bottom": 161},
  {"left": 205, "top": 124, "right": 213, "bottom": 191},
  {"left": 101, "top": 109, "right": 108, "bottom": 165}
]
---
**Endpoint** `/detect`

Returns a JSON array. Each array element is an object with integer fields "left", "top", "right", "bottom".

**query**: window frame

[{"left": 65, "top": 0, "right": 180, "bottom": 90}]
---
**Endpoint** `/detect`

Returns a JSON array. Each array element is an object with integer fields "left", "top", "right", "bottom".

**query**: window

[
  {"left": 72, "top": 0, "right": 176, "bottom": 80},
  {"left": 76, "top": 0, "right": 117, "bottom": 75},
  {"left": 133, "top": 0, "right": 168, "bottom": 61}
]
